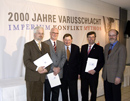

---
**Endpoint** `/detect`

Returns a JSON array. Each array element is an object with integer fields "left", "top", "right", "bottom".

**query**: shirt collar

[
  {"left": 50, "top": 39, "right": 57, "bottom": 46},
  {"left": 65, "top": 45, "right": 71, "bottom": 52},
  {"left": 35, "top": 40, "right": 40, "bottom": 44},
  {"left": 112, "top": 41, "right": 118, "bottom": 46},
  {"left": 88, "top": 43, "right": 95, "bottom": 49}
]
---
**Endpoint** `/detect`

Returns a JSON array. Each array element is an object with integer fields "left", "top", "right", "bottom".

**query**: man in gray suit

[
  {"left": 44, "top": 28, "right": 66, "bottom": 101},
  {"left": 102, "top": 29, "right": 127, "bottom": 101}
]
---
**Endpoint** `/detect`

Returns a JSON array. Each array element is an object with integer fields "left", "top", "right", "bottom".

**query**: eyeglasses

[{"left": 51, "top": 32, "right": 59, "bottom": 34}]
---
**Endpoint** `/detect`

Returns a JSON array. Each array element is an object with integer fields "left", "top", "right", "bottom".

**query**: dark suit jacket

[
  {"left": 80, "top": 44, "right": 104, "bottom": 79},
  {"left": 102, "top": 41, "right": 127, "bottom": 83},
  {"left": 63, "top": 44, "right": 80, "bottom": 81},
  {"left": 23, "top": 40, "right": 51, "bottom": 82}
]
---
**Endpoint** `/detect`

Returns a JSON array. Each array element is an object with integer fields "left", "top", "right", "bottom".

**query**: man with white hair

[{"left": 23, "top": 26, "right": 51, "bottom": 101}]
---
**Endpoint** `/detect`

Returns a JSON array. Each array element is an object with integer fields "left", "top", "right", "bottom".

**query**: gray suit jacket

[
  {"left": 102, "top": 41, "right": 127, "bottom": 83},
  {"left": 44, "top": 39, "right": 66, "bottom": 78}
]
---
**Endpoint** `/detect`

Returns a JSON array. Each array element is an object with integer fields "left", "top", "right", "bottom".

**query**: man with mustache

[
  {"left": 102, "top": 29, "right": 127, "bottom": 101},
  {"left": 23, "top": 26, "right": 51, "bottom": 101}
]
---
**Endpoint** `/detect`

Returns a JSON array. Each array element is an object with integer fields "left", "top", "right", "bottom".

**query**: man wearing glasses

[
  {"left": 102, "top": 29, "right": 127, "bottom": 101},
  {"left": 44, "top": 28, "right": 66, "bottom": 101}
]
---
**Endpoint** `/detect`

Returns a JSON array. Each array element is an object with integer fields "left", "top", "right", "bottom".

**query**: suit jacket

[
  {"left": 63, "top": 44, "right": 80, "bottom": 81},
  {"left": 102, "top": 41, "right": 127, "bottom": 83},
  {"left": 23, "top": 40, "right": 51, "bottom": 82},
  {"left": 44, "top": 39, "right": 66, "bottom": 78},
  {"left": 80, "top": 44, "right": 104, "bottom": 79}
]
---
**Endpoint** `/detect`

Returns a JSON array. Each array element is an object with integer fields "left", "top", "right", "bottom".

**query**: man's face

[
  {"left": 87, "top": 34, "right": 96, "bottom": 45},
  {"left": 63, "top": 36, "right": 72, "bottom": 46},
  {"left": 34, "top": 28, "right": 44, "bottom": 41},
  {"left": 108, "top": 30, "right": 118, "bottom": 44},
  {"left": 50, "top": 28, "right": 59, "bottom": 41}
]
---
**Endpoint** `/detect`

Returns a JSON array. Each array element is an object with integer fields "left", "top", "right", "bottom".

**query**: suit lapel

[
  {"left": 32, "top": 40, "right": 41, "bottom": 53},
  {"left": 69, "top": 44, "right": 74, "bottom": 61},
  {"left": 109, "top": 41, "right": 120, "bottom": 57},
  {"left": 88, "top": 44, "right": 96, "bottom": 56},
  {"left": 41, "top": 43, "right": 46, "bottom": 55},
  {"left": 48, "top": 39, "right": 56, "bottom": 54},
  {"left": 105, "top": 44, "right": 110, "bottom": 60}
]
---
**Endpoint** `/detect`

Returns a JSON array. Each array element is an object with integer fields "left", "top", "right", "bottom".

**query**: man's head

[
  {"left": 50, "top": 28, "right": 59, "bottom": 41},
  {"left": 34, "top": 26, "right": 44, "bottom": 41},
  {"left": 108, "top": 29, "right": 118, "bottom": 44},
  {"left": 87, "top": 31, "right": 96, "bottom": 45},
  {"left": 63, "top": 34, "right": 73, "bottom": 46}
]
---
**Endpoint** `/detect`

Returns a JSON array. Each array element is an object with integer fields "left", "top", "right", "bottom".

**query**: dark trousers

[
  {"left": 26, "top": 81, "right": 43, "bottom": 101},
  {"left": 104, "top": 80, "right": 121, "bottom": 101},
  {"left": 81, "top": 75, "right": 98, "bottom": 101},
  {"left": 44, "top": 79, "right": 60, "bottom": 101},
  {"left": 61, "top": 79, "right": 78, "bottom": 101}
]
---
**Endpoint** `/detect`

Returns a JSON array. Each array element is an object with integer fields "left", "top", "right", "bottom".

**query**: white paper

[
  {"left": 33, "top": 53, "right": 53, "bottom": 68},
  {"left": 47, "top": 73, "right": 61, "bottom": 88},
  {"left": 85, "top": 58, "right": 98, "bottom": 72}
]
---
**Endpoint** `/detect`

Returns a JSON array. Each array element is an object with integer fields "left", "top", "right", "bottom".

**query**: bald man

[{"left": 44, "top": 28, "right": 66, "bottom": 101}]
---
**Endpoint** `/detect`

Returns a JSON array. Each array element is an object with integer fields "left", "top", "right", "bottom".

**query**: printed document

[
  {"left": 47, "top": 73, "right": 61, "bottom": 88},
  {"left": 85, "top": 58, "right": 98, "bottom": 72},
  {"left": 34, "top": 53, "right": 53, "bottom": 68}
]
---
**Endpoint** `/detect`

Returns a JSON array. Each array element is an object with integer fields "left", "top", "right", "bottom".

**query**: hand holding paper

[
  {"left": 47, "top": 72, "right": 61, "bottom": 88},
  {"left": 33, "top": 53, "right": 53, "bottom": 71},
  {"left": 85, "top": 58, "right": 98, "bottom": 72}
]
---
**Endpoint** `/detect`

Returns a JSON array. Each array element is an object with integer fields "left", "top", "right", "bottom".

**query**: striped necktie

[
  {"left": 88, "top": 45, "right": 91, "bottom": 55},
  {"left": 54, "top": 41, "right": 56, "bottom": 52}
]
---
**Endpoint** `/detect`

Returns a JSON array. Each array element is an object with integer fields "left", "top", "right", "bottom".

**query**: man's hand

[
  {"left": 39, "top": 69, "right": 48, "bottom": 74},
  {"left": 53, "top": 67, "right": 60, "bottom": 75},
  {"left": 38, "top": 66, "right": 48, "bottom": 74},
  {"left": 88, "top": 70, "right": 96, "bottom": 75},
  {"left": 115, "top": 77, "right": 121, "bottom": 85}
]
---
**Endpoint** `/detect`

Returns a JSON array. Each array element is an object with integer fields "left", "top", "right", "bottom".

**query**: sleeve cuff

[{"left": 36, "top": 66, "right": 40, "bottom": 71}]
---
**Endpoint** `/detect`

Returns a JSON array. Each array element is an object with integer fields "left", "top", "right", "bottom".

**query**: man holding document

[
  {"left": 44, "top": 28, "right": 66, "bottom": 101},
  {"left": 80, "top": 31, "right": 104, "bottom": 101},
  {"left": 23, "top": 26, "right": 51, "bottom": 101}
]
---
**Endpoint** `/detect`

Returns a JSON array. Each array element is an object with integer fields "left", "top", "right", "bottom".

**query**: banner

[{"left": 0, "top": 0, "right": 119, "bottom": 79}]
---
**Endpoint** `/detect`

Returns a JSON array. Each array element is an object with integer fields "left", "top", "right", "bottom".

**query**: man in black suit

[
  {"left": 61, "top": 33, "right": 80, "bottom": 101},
  {"left": 80, "top": 31, "right": 104, "bottom": 101}
]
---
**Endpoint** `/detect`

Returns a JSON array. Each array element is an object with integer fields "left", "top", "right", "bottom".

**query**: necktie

[
  {"left": 108, "top": 44, "right": 113, "bottom": 55},
  {"left": 67, "top": 46, "right": 70, "bottom": 61},
  {"left": 88, "top": 45, "right": 91, "bottom": 55},
  {"left": 38, "top": 42, "right": 41, "bottom": 51},
  {"left": 54, "top": 41, "right": 56, "bottom": 52}
]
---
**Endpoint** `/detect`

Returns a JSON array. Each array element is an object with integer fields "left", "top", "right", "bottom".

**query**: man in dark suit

[
  {"left": 44, "top": 28, "right": 66, "bottom": 101},
  {"left": 102, "top": 29, "right": 127, "bottom": 101},
  {"left": 23, "top": 26, "right": 51, "bottom": 101},
  {"left": 61, "top": 34, "right": 80, "bottom": 101},
  {"left": 80, "top": 31, "right": 104, "bottom": 101}
]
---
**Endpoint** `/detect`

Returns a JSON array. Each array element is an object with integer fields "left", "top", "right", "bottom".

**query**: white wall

[{"left": 28, "top": 0, "right": 119, "bottom": 18}]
